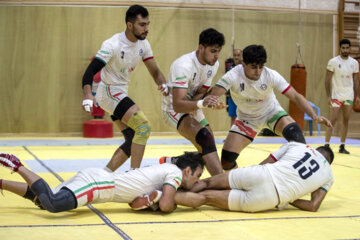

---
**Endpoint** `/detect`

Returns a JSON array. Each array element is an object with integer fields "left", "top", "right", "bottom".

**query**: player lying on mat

[
  {"left": 0, "top": 152, "right": 204, "bottom": 213},
  {"left": 171, "top": 142, "right": 334, "bottom": 212}
]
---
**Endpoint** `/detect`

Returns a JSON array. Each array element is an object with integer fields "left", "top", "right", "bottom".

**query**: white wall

[
  {"left": 0, "top": 0, "right": 339, "bottom": 13},
  {"left": 135, "top": 0, "right": 338, "bottom": 13}
]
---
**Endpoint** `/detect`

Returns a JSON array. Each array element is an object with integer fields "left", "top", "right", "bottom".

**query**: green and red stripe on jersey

[{"left": 73, "top": 181, "right": 115, "bottom": 204}]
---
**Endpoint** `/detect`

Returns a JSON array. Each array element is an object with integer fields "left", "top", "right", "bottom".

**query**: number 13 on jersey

[{"left": 292, "top": 152, "right": 320, "bottom": 180}]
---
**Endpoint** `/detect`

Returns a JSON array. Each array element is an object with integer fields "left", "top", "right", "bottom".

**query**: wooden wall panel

[{"left": 0, "top": 6, "right": 333, "bottom": 133}]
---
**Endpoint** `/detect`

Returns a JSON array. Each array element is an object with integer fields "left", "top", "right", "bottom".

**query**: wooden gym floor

[{"left": 0, "top": 135, "right": 359, "bottom": 240}]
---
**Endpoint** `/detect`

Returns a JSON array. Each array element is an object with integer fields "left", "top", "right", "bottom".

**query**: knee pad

[
  {"left": 31, "top": 179, "right": 77, "bottom": 213},
  {"left": 23, "top": 186, "right": 36, "bottom": 201},
  {"left": 113, "top": 97, "right": 135, "bottom": 121},
  {"left": 127, "top": 111, "right": 151, "bottom": 146},
  {"left": 120, "top": 127, "right": 135, "bottom": 156},
  {"left": 23, "top": 187, "right": 44, "bottom": 208},
  {"left": 221, "top": 149, "right": 239, "bottom": 170},
  {"left": 282, "top": 122, "right": 306, "bottom": 144},
  {"left": 195, "top": 128, "right": 217, "bottom": 155}
]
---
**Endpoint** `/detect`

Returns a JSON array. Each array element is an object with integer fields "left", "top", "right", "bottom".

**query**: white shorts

[
  {"left": 162, "top": 109, "right": 208, "bottom": 129},
  {"left": 232, "top": 105, "right": 287, "bottom": 139},
  {"left": 95, "top": 81, "right": 129, "bottom": 114},
  {"left": 228, "top": 165, "right": 279, "bottom": 212},
  {"left": 53, "top": 168, "right": 115, "bottom": 208}
]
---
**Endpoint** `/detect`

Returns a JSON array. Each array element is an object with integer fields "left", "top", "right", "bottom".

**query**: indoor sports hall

[{"left": 1, "top": 1, "right": 360, "bottom": 239}]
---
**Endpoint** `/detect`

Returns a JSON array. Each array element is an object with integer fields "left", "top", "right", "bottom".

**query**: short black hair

[
  {"left": 316, "top": 146, "right": 334, "bottom": 165},
  {"left": 199, "top": 28, "right": 225, "bottom": 48},
  {"left": 125, "top": 5, "right": 149, "bottom": 23},
  {"left": 242, "top": 44, "right": 267, "bottom": 65},
  {"left": 339, "top": 38, "right": 351, "bottom": 47},
  {"left": 175, "top": 152, "right": 205, "bottom": 174}
]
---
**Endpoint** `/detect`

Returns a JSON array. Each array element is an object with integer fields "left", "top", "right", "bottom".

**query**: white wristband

[
  {"left": 162, "top": 84, "right": 169, "bottom": 94},
  {"left": 196, "top": 100, "right": 205, "bottom": 109},
  {"left": 82, "top": 99, "right": 93, "bottom": 112}
]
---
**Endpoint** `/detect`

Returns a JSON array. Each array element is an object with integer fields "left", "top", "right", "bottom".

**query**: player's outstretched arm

[
  {"left": 284, "top": 87, "right": 332, "bottom": 128},
  {"left": 175, "top": 191, "right": 205, "bottom": 208},
  {"left": 290, "top": 188, "right": 327, "bottom": 212},
  {"left": 144, "top": 58, "right": 168, "bottom": 95},
  {"left": 81, "top": 58, "right": 105, "bottom": 112},
  {"left": 208, "top": 85, "right": 227, "bottom": 98}
]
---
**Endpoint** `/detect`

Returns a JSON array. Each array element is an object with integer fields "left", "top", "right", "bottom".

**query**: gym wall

[{"left": 0, "top": 5, "right": 334, "bottom": 134}]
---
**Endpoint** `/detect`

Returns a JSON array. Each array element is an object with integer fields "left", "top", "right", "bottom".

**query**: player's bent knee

[
  {"left": 221, "top": 150, "right": 239, "bottom": 170},
  {"left": 120, "top": 128, "right": 135, "bottom": 156},
  {"left": 282, "top": 122, "right": 306, "bottom": 144},
  {"left": 127, "top": 111, "right": 151, "bottom": 146},
  {"left": 31, "top": 179, "right": 76, "bottom": 213},
  {"left": 195, "top": 128, "right": 217, "bottom": 155}
]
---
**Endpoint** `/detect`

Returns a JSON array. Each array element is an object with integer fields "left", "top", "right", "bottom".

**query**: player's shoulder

[
  {"left": 264, "top": 66, "right": 279, "bottom": 75},
  {"left": 224, "top": 64, "right": 242, "bottom": 79},
  {"left": 284, "top": 141, "right": 307, "bottom": 150},
  {"left": 348, "top": 56, "right": 358, "bottom": 64},
  {"left": 104, "top": 33, "right": 122, "bottom": 43},
  {"left": 172, "top": 52, "right": 194, "bottom": 68},
  {"left": 164, "top": 162, "right": 181, "bottom": 170},
  {"left": 161, "top": 163, "right": 181, "bottom": 171},
  {"left": 329, "top": 56, "right": 339, "bottom": 63},
  {"left": 262, "top": 67, "right": 285, "bottom": 81},
  {"left": 101, "top": 33, "right": 123, "bottom": 50}
]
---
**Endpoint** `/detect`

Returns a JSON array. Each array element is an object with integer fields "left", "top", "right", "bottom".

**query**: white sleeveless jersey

[
  {"left": 162, "top": 51, "right": 219, "bottom": 111},
  {"left": 215, "top": 65, "right": 290, "bottom": 119},
  {"left": 266, "top": 142, "right": 334, "bottom": 206},
  {"left": 327, "top": 55, "right": 359, "bottom": 100},
  {"left": 55, "top": 163, "right": 182, "bottom": 207},
  {"left": 95, "top": 32, "right": 153, "bottom": 92}
]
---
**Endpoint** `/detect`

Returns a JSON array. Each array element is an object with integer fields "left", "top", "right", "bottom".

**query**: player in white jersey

[
  {"left": 175, "top": 143, "right": 334, "bottom": 213},
  {"left": 81, "top": 5, "right": 167, "bottom": 171},
  {"left": 207, "top": 45, "right": 332, "bottom": 170},
  {"left": 0, "top": 152, "right": 204, "bottom": 213},
  {"left": 162, "top": 28, "right": 225, "bottom": 176},
  {"left": 324, "top": 38, "right": 360, "bottom": 154}
]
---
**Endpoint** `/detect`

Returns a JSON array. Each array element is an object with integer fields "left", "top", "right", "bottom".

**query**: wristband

[
  {"left": 162, "top": 83, "right": 169, "bottom": 94},
  {"left": 196, "top": 100, "right": 205, "bottom": 109},
  {"left": 82, "top": 99, "right": 93, "bottom": 112}
]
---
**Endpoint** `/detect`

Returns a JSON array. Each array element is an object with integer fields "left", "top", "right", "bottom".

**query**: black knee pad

[
  {"left": 195, "top": 128, "right": 217, "bottom": 155},
  {"left": 31, "top": 179, "right": 77, "bottom": 213},
  {"left": 113, "top": 97, "right": 135, "bottom": 121},
  {"left": 120, "top": 127, "right": 135, "bottom": 157},
  {"left": 110, "top": 115, "right": 118, "bottom": 122},
  {"left": 23, "top": 186, "right": 44, "bottom": 209},
  {"left": 23, "top": 186, "right": 36, "bottom": 201},
  {"left": 221, "top": 149, "right": 239, "bottom": 170},
  {"left": 282, "top": 122, "right": 306, "bottom": 144}
]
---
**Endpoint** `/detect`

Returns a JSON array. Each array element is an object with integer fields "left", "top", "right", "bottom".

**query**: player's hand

[
  {"left": 203, "top": 95, "right": 219, "bottom": 108},
  {"left": 158, "top": 84, "right": 169, "bottom": 96},
  {"left": 82, "top": 94, "right": 96, "bottom": 113},
  {"left": 211, "top": 101, "right": 228, "bottom": 110},
  {"left": 314, "top": 116, "right": 333, "bottom": 128}
]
